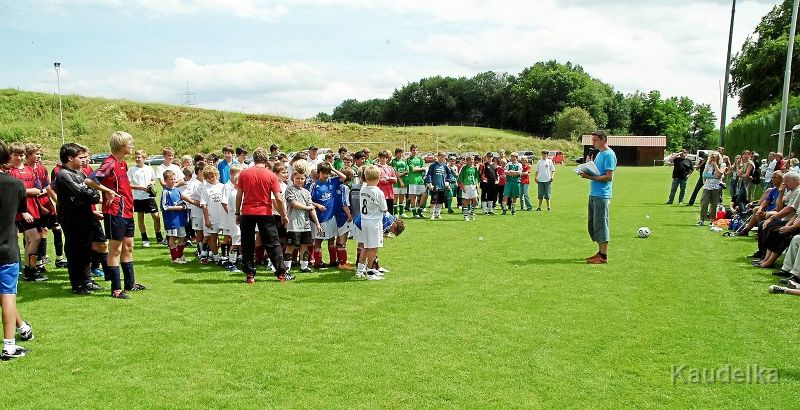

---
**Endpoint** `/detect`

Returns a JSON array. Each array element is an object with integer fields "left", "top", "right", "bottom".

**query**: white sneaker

[
  {"left": 430, "top": 214, "right": 436, "bottom": 220},
  {"left": 377, "top": 267, "right": 389, "bottom": 274},
  {"left": 366, "top": 270, "right": 385, "bottom": 280},
  {"left": 400, "top": 213, "right": 409, "bottom": 219},
  {"left": 435, "top": 214, "right": 442, "bottom": 219},
  {"left": 354, "top": 270, "right": 366, "bottom": 279},
  {"left": 142, "top": 241, "right": 150, "bottom": 248}
]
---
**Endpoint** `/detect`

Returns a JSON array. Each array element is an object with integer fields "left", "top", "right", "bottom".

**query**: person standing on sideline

[
  {"left": 580, "top": 130, "right": 617, "bottom": 264},
  {"left": 89, "top": 131, "right": 147, "bottom": 297},
  {"left": 666, "top": 149, "right": 693, "bottom": 204},
  {"left": 128, "top": 150, "right": 164, "bottom": 247},
  {"left": 535, "top": 150, "right": 556, "bottom": 211},
  {"left": 685, "top": 151, "right": 707, "bottom": 207},
  {"left": 0, "top": 140, "right": 35, "bottom": 361},
  {"left": 235, "top": 147, "right": 292, "bottom": 284}
]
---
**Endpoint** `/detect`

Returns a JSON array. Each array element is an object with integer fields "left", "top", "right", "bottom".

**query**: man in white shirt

[
  {"left": 155, "top": 147, "right": 185, "bottom": 189},
  {"left": 764, "top": 152, "right": 778, "bottom": 189},
  {"left": 307, "top": 145, "right": 322, "bottom": 169},
  {"left": 535, "top": 150, "right": 556, "bottom": 211},
  {"left": 128, "top": 150, "right": 163, "bottom": 247}
]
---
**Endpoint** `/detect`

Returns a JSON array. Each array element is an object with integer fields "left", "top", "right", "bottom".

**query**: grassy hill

[{"left": 0, "top": 89, "right": 580, "bottom": 160}]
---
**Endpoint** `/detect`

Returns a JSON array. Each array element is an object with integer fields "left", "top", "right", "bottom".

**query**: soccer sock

[
  {"left": 372, "top": 256, "right": 380, "bottom": 269},
  {"left": 327, "top": 245, "right": 338, "bottom": 265},
  {"left": 221, "top": 244, "right": 229, "bottom": 259},
  {"left": 108, "top": 265, "right": 121, "bottom": 291},
  {"left": 292, "top": 248, "right": 300, "bottom": 263},
  {"left": 141, "top": 232, "right": 149, "bottom": 242},
  {"left": 357, "top": 263, "right": 366, "bottom": 273},
  {"left": 300, "top": 260, "right": 309, "bottom": 269},
  {"left": 283, "top": 254, "right": 292, "bottom": 270},
  {"left": 3, "top": 338, "right": 15, "bottom": 353},
  {"left": 38, "top": 238, "right": 47, "bottom": 260},
  {"left": 337, "top": 245, "right": 347, "bottom": 265},
  {"left": 53, "top": 228, "right": 63, "bottom": 257},
  {"left": 202, "top": 243, "right": 209, "bottom": 258},
  {"left": 121, "top": 261, "right": 135, "bottom": 290},
  {"left": 196, "top": 241, "right": 202, "bottom": 256},
  {"left": 178, "top": 245, "right": 185, "bottom": 259},
  {"left": 312, "top": 246, "right": 322, "bottom": 266},
  {"left": 356, "top": 247, "right": 361, "bottom": 264},
  {"left": 229, "top": 249, "right": 238, "bottom": 264},
  {"left": 462, "top": 206, "right": 469, "bottom": 218},
  {"left": 169, "top": 247, "right": 179, "bottom": 260},
  {"left": 17, "top": 321, "right": 30, "bottom": 334}
]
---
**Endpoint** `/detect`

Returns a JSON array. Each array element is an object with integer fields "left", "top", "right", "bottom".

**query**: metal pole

[
  {"left": 54, "top": 63, "right": 65, "bottom": 146},
  {"left": 779, "top": 0, "right": 800, "bottom": 155},
  {"left": 719, "top": 0, "right": 736, "bottom": 147}
]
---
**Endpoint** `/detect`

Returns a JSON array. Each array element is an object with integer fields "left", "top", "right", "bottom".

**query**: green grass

[
  {"left": 0, "top": 89, "right": 581, "bottom": 164},
  {"left": 5, "top": 166, "right": 798, "bottom": 408}
]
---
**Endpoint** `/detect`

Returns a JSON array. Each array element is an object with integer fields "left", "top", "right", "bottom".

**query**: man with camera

[
  {"left": 128, "top": 150, "right": 164, "bottom": 247},
  {"left": 666, "top": 149, "right": 693, "bottom": 204}
]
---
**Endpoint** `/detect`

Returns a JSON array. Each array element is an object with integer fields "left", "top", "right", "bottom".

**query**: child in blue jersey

[
  {"left": 335, "top": 168, "right": 355, "bottom": 270},
  {"left": 424, "top": 152, "right": 455, "bottom": 220},
  {"left": 310, "top": 162, "right": 346, "bottom": 269},
  {"left": 161, "top": 170, "right": 197, "bottom": 264}
]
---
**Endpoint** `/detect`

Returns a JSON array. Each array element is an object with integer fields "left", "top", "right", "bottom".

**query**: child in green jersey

[
  {"left": 503, "top": 152, "right": 523, "bottom": 215},
  {"left": 458, "top": 155, "right": 481, "bottom": 221},
  {"left": 390, "top": 147, "right": 409, "bottom": 217}
]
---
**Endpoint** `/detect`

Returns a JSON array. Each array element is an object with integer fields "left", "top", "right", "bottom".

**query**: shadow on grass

[
  {"left": 509, "top": 258, "right": 585, "bottom": 266},
  {"left": 173, "top": 277, "right": 241, "bottom": 285},
  {"left": 293, "top": 271, "right": 361, "bottom": 284},
  {"left": 17, "top": 276, "right": 111, "bottom": 304}
]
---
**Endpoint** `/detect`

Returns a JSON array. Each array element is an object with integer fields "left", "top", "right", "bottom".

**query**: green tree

[
  {"left": 553, "top": 107, "right": 597, "bottom": 140},
  {"left": 685, "top": 104, "right": 717, "bottom": 152},
  {"left": 730, "top": 0, "right": 800, "bottom": 115}
]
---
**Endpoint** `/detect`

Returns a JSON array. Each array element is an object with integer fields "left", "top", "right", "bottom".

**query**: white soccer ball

[{"left": 637, "top": 227, "right": 651, "bottom": 238}]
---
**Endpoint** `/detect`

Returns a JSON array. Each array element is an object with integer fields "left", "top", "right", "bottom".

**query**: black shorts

[
  {"left": 16, "top": 219, "right": 41, "bottom": 233},
  {"left": 39, "top": 214, "right": 59, "bottom": 229},
  {"left": 103, "top": 215, "right": 135, "bottom": 241},
  {"left": 133, "top": 198, "right": 159, "bottom": 214},
  {"left": 91, "top": 220, "right": 107, "bottom": 243},
  {"left": 273, "top": 215, "right": 287, "bottom": 240},
  {"left": 286, "top": 231, "right": 312, "bottom": 246},
  {"left": 430, "top": 190, "right": 446, "bottom": 205}
]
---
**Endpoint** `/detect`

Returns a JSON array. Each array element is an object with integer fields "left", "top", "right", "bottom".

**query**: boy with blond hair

[
  {"left": 221, "top": 165, "right": 244, "bottom": 271},
  {"left": 200, "top": 165, "right": 225, "bottom": 265},
  {"left": 356, "top": 165, "right": 388, "bottom": 280},
  {"left": 161, "top": 170, "right": 196, "bottom": 264}
]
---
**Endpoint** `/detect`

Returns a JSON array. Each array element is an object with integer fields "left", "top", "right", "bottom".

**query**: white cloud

[{"left": 19, "top": 0, "right": 288, "bottom": 21}]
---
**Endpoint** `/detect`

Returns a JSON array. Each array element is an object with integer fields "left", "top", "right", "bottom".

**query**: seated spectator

[
  {"left": 753, "top": 171, "right": 800, "bottom": 268},
  {"left": 737, "top": 171, "right": 784, "bottom": 236}
]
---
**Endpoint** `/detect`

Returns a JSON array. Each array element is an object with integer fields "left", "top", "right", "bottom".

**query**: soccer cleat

[
  {"left": 586, "top": 255, "right": 607, "bottom": 264},
  {"left": 172, "top": 259, "right": 185, "bottom": 264},
  {"left": 200, "top": 257, "right": 209, "bottom": 265},
  {"left": 72, "top": 288, "right": 93, "bottom": 295},
  {"left": 584, "top": 253, "right": 600, "bottom": 261},
  {"left": 314, "top": 262, "right": 329, "bottom": 270},
  {"left": 278, "top": 273, "right": 296, "bottom": 282},
  {"left": 536, "top": 208, "right": 541, "bottom": 211},
  {"left": 502, "top": 210, "right": 507, "bottom": 215},
  {"left": 400, "top": 213, "right": 409, "bottom": 219},
  {"left": 769, "top": 285, "right": 787, "bottom": 294},
  {"left": 24, "top": 272, "right": 48, "bottom": 282},
  {"left": 156, "top": 239, "right": 166, "bottom": 246},
  {"left": 547, "top": 208, "right": 552, "bottom": 212},
  {"left": 142, "top": 241, "right": 150, "bottom": 248},
  {"left": 430, "top": 214, "right": 436, "bottom": 220},
  {"left": 299, "top": 267, "right": 313, "bottom": 273},
  {"left": 127, "top": 283, "right": 147, "bottom": 291},
  {"left": 18, "top": 321, "right": 33, "bottom": 341},
  {"left": 1, "top": 347, "right": 27, "bottom": 361},
  {"left": 54, "top": 258, "right": 68, "bottom": 268},
  {"left": 245, "top": 274, "right": 255, "bottom": 284},
  {"left": 772, "top": 270, "right": 793, "bottom": 278},
  {"left": 447, "top": 209, "right": 454, "bottom": 214},
  {"left": 354, "top": 270, "right": 366, "bottom": 279},
  {"left": 112, "top": 290, "right": 130, "bottom": 299},
  {"left": 511, "top": 210, "right": 516, "bottom": 215},
  {"left": 338, "top": 263, "right": 355, "bottom": 271},
  {"left": 36, "top": 265, "right": 48, "bottom": 274},
  {"left": 86, "top": 281, "right": 105, "bottom": 291},
  {"left": 366, "top": 270, "right": 385, "bottom": 280},
  {"left": 377, "top": 267, "right": 389, "bottom": 274}
]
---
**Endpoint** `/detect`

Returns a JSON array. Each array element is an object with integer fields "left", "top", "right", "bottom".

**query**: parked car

[
  {"left": 461, "top": 151, "right": 480, "bottom": 159},
  {"left": 90, "top": 153, "right": 110, "bottom": 164},
  {"left": 519, "top": 151, "right": 537, "bottom": 163},
  {"left": 145, "top": 155, "right": 164, "bottom": 166},
  {"left": 664, "top": 152, "right": 699, "bottom": 166}
]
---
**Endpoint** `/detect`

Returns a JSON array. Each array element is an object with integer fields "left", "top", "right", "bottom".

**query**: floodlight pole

[
  {"left": 778, "top": 0, "right": 800, "bottom": 155},
  {"left": 719, "top": 0, "right": 736, "bottom": 147},
  {"left": 54, "top": 62, "right": 65, "bottom": 146}
]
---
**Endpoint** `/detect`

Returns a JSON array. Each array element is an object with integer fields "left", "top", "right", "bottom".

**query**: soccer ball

[{"left": 637, "top": 227, "right": 651, "bottom": 238}]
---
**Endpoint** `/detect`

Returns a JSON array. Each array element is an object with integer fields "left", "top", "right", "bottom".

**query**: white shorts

[
  {"left": 313, "top": 218, "right": 338, "bottom": 240},
  {"left": 407, "top": 184, "right": 426, "bottom": 196},
  {"left": 165, "top": 227, "right": 186, "bottom": 238},
  {"left": 360, "top": 219, "right": 384, "bottom": 249},
  {"left": 352, "top": 226, "right": 363, "bottom": 244},
  {"left": 191, "top": 216, "right": 204, "bottom": 231},
  {"left": 203, "top": 223, "right": 223, "bottom": 236},
  {"left": 462, "top": 185, "right": 478, "bottom": 200},
  {"left": 222, "top": 224, "right": 241, "bottom": 246},
  {"left": 393, "top": 186, "right": 407, "bottom": 196},
  {"left": 338, "top": 221, "right": 353, "bottom": 237}
]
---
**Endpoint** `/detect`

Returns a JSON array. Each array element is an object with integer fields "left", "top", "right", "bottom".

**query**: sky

[{"left": 0, "top": 0, "right": 779, "bottom": 124}]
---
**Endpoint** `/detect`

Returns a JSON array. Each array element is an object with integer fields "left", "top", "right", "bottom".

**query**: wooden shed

[{"left": 581, "top": 135, "right": 666, "bottom": 166}]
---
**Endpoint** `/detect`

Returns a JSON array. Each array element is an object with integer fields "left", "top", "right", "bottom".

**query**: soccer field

[{"left": 6, "top": 166, "right": 797, "bottom": 408}]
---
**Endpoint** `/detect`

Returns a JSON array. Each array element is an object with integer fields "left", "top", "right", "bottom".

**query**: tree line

[{"left": 316, "top": 60, "right": 717, "bottom": 152}]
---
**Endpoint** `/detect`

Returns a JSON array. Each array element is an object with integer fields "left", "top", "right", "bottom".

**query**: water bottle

[{"left": 716, "top": 204, "right": 726, "bottom": 220}]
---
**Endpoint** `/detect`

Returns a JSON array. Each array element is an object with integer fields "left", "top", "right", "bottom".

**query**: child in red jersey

[
  {"left": 7, "top": 143, "right": 46, "bottom": 282},
  {"left": 88, "top": 131, "right": 147, "bottom": 298}
]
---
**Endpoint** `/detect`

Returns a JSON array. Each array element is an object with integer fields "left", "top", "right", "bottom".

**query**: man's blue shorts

[{"left": 0, "top": 262, "right": 20, "bottom": 295}]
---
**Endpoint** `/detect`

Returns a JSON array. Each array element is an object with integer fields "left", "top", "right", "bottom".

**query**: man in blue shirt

[{"left": 580, "top": 130, "right": 617, "bottom": 264}]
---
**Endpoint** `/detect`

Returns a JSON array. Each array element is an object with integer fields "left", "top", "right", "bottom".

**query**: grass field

[{"left": 5, "top": 166, "right": 798, "bottom": 408}]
